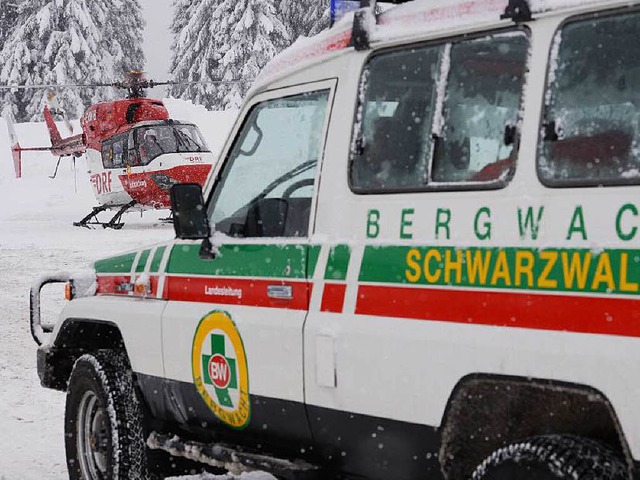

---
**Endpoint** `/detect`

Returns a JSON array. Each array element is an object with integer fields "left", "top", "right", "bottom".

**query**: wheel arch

[
  {"left": 39, "top": 318, "right": 128, "bottom": 391},
  {"left": 438, "top": 374, "right": 634, "bottom": 480}
]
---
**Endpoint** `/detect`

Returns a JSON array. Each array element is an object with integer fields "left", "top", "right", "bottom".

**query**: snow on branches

[
  {"left": 169, "top": 0, "right": 328, "bottom": 111},
  {"left": 0, "top": 0, "right": 146, "bottom": 122}
]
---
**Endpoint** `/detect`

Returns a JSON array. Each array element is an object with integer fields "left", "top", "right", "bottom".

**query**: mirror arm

[{"left": 199, "top": 237, "right": 217, "bottom": 260}]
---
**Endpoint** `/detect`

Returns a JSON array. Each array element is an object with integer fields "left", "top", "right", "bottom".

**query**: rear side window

[
  {"left": 101, "top": 134, "right": 128, "bottom": 169},
  {"left": 350, "top": 30, "right": 529, "bottom": 193},
  {"left": 539, "top": 11, "right": 640, "bottom": 187}
]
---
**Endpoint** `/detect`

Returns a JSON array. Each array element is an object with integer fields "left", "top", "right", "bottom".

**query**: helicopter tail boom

[
  {"left": 43, "top": 105, "right": 63, "bottom": 146},
  {"left": 43, "top": 105, "right": 85, "bottom": 157},
  {"left": 4, "top": 107, "right": 85, "bottom": 179}
]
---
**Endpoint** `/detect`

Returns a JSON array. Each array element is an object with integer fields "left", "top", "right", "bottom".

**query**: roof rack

[
  {"left": 350, "top": 0, "right": 375, "bottom": 51},
  {"left": 347, "top": 0, "right": 533, "bottom": 52},
  {"left": 501, "top": 0, "right": 532, "bottom": 22}
]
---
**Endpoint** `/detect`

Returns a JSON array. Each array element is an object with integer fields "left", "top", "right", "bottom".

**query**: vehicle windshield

[{"left": 132, "top": 124, "right": 209, "bottom": 166}]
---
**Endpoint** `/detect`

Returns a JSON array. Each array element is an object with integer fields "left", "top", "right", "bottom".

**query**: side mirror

[{"left": 170, "top": 183, "right": 211, "bottom": 240}]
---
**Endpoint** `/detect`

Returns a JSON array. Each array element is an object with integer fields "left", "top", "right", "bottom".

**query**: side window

[
  {"left": 350, "top": 46, "right": 440, "bottom": 190},
  {"left": 112, "top": 137, "right": 126, "bottom": 168},
  {"left": 539, "top": 11, "right": 640, "bottom": 186},
  {"left": 102, "top": 141, "right": 114, "bottom": 169},
  {"left": 101, "top": 135, "right": 127, "bottom": 169},
  {"left": 432, "top": 33, "right": 528, "bottom": 183},
  {"left": 209, "top": 90, "right": 330, "bottom": 238},
  {"left": 350, "top": 30, "right": 529, "bottom": 192}
]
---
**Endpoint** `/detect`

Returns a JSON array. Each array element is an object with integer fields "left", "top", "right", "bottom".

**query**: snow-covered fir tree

[
  {"left": 104, "top": 0, "right": 146, "bottom": 76},
  {"left": 169, "top": 0, "right": 289, "bottom": 110},
  {"left": 308, "top": 4, "right": 330, "bottom": 36},
  {"left": 0, "top": 0, "right": 20, "bottom": 119},
  {"left": 166, "top": 0, "right": 212, "bottom": 104},
  {"left": 214, "top": 0, "right": 289, "bottom": 109},
  {"left": 0, "top": 0, "right": 145, "bottom": 122},
  {"left": 0, "top": 0, "right": 19, "bottom": 44},
  {"left": 279, "top": 0, "right": 326, "bottom": 39}
]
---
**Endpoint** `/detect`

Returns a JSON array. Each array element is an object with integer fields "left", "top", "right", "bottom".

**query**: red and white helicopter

[{"left": 4, "top": 72, "right": 216, "bottom": 229}]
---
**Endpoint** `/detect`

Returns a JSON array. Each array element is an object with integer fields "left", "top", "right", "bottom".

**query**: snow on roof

[{"left": 257, "top": 0, "right": 636, "bottom": 89}]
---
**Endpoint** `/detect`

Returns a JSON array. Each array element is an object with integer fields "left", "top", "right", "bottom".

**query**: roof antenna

[
  {"left": 501, "top": 0, "right": 532, "bottom": 22},
  {"left": 350, "top": 0, "right": 377, "bottom": 51}
]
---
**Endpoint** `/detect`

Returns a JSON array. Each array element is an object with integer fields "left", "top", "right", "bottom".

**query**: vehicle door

[{"left": 160, "top": 80, "right": 336, "bottom": 455}]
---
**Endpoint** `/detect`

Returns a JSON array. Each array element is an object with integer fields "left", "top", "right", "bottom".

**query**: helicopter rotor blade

[
  {"left": 0, "top": 83, "right": 115, "bottom": 90},
  {"left": 0, "top": 79, "right": 250, "bottom": 90}
]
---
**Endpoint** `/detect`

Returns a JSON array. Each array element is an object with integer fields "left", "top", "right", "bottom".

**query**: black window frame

[
  {"left": 536, "top": 5, "right": 640, "bottom": 189},
  {"left": 348, "top": 26, "right": 531, "bottom": 195}
]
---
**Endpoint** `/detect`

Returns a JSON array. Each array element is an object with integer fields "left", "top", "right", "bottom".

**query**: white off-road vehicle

[{"left": 32, "top": 0, "right": 640, "bottom": 478}]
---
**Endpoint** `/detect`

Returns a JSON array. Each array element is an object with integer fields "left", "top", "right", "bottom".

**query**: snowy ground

[{"left": 0, "top": 103, "right": 273, "bottom": 479}]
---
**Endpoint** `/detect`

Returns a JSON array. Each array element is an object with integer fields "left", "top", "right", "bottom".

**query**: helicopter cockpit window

[{"left": 133, "top": 124, "right": 210, "bottom": 166}]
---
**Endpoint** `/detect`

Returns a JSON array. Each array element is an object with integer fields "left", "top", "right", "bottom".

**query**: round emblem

[{"left": 192, "top": 311, "right": 251, "bottom": 429}]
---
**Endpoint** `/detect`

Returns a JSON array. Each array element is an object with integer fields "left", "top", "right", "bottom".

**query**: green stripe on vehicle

[
  {"left": 325, "top": 245, "right": 351, "bottom": 281},
  {"left": 167, "top": 243, "right": 315, "bottom": 278},
  {"left": 136, "top": 249, "right": 151, "bottom": 273},
  {"left": 95, "top": 252, "right": 137, "bottom": 274},
  {"left": 150, "top": 246, "right": 167, "bottom": 273},
  {"left": 307, "top": 245, "right": 321, "bottom": 278},
  {"left": 360, "top": 245, "right": 640, "bottom": 296}
]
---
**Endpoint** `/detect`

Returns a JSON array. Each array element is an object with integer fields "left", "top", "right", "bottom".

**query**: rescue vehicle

[{"left": 30, "top": 0, "right": 640, "bottom": 478}]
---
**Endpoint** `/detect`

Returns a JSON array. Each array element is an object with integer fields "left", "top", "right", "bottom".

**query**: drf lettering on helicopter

[{"left": 90, "top": 171, "right": 112, "bottom": 194}]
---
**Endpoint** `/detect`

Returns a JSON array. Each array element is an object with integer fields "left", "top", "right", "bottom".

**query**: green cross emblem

[{"left": 202, "top": 333, "right": 238, "bottom": 408}]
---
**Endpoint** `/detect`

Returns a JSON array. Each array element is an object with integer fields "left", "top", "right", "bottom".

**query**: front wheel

[
  {"left": 65, "top": 350, "right": 149, "bottom": 480},
  {"left": 470, "top": 435, "right": 627, "bottom": 480}
]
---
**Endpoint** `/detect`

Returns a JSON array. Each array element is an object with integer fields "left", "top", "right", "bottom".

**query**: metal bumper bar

[{"left": 30, "top": 273, "right": 70, "bottom": 346}]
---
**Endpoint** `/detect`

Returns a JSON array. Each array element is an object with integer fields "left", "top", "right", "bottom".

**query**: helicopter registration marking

[{"left": 91, "top": 171, "right": 112, "bottom": 194}]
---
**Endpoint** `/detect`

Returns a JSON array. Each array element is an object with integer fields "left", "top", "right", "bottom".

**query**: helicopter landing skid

[
  {"left": 74, "top": 201, "right": 136, "bottom": 230},
  {"left": 159, "top": 212, "right": 173, "bottom": 224}
]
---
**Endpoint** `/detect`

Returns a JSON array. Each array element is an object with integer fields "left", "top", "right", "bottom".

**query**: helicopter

[{"left": 3, "top": 72, "right": 217, "bottom": 229}]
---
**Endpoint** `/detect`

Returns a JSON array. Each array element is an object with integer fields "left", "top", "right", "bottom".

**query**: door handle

[{"left": 267, "top": 285, "right": 293, "bottom": 300}]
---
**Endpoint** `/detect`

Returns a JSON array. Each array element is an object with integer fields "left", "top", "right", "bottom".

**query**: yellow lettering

[
  {"left": 490, "top": 250, "right": 512, "bottom": 286},
  {"left": 466, "top": 250, "right": 491, "bottom": 285},
  {"left": 444, "top": 249, "right": 463, "bottom": 284},
  {"left": 561, "top": 251, "right": 591, "bottom": 290},
  {"left": 424, "top": 249, "right": 442, "bottom": 283},
  {"left": 591, "top": 253, "right": 615, "bottom": 291},
  {"left": 514, "top": 250, "right": 535, "bottom": 287},
  {"left": 405, "top": 249, "right": 422, "bottom": 283},
  {"left": 619, "top": 253, "right": 639, "bottom": 293},
  {"left": 537, "top": 251, "right": 558, "bottom": 289}
]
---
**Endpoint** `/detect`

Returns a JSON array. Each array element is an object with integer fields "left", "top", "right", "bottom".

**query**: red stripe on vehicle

[
  {"left": 356, "top": 285, "right": 640, "bottom": 338},
  {"left": 321, "top": 283, "right": 347, "bottom": 313},
  {"left": 260, "top": 29, "right": 352, "bottom": 79},
  {"left": 166, "top": 276, "right": 310, "bottom": 310}
]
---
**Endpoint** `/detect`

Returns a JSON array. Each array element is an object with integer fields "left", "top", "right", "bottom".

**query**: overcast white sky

[{"left": 139, "top": 0, "right": 174, "bottom": 96}]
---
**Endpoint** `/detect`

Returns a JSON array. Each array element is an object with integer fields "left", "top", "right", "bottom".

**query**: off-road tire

[
  {"left": 65, "top": 350, "right": 149, "bottom": 480},
  {"left": 470, "top": 435, "right": 627, "bottom": 480}
]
